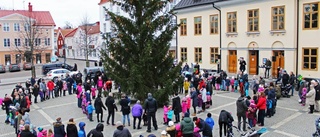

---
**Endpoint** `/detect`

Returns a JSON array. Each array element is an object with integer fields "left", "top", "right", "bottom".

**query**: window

[
  {"left": 194, "top": 17, "right": 202, "bottom": 35},
  {"left": 92, "top": 49, "right": 97, "bottom": 57},
  {"left": 210, "top": 47, "right": 219, "bottom": 64},
  {"left": 5, "top": 55, "right": 11, "bottom": 65},
  {"left": 45, "top": 53, "right": 51, "bottom": 63},
  {"left": 24, "top": 23, "right": 30, "bottom": 32},
  {"left": 14, "top": 38, "right": 21, "bottom": 46},
  {"left": 272, "top": 6, "right": 285, "bottom": 30},
  {"left": 15, "top": 54, "right": 21, "bottom": 64},
  {"left": 227, "top": 12, "right": 237, "bottom": 32},
  {"left": 3, "top": 23, "right": 9, "bottom": 32},
  {"left": 35, "top": 38, "right": 41, "bottom": 46},
  {"left": 194, "top": 47, "right": 202, "bottom": 63},
  {"left": 303, "top": 48, "right": 318, "bottom": 70},
  {"left": 303, "top": 3, "right": 319, "bottom": 29},
  {"left": 180, "top": 47, "right": 187, "bottom": 62},
  {"left": 248, "top": 9, "right": 259, "bottom": 32},
  {"left": 180, "top": 18, "right": 187, "bottom": 36},
  {"left": 14, "top": 23, "right": 20, "bottom": 31},
  {"left": 25, "top": 38, "right": 30, "bottom": 46},
  {"left": 210, "top": 15, "right": 219, "bottom": 34},
  {"left": 45, "top": 38, "right": 50, "bottom": 46},
  {"left": 4, "top": 38, "right": 10, "bottom": 47}
]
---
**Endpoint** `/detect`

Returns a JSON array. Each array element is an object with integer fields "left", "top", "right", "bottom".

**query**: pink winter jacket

[
  {"left": 77, "top": 85, "right": 82, "bottom": 98},
  {"left": 37, "top": 130, "right": 47, "bottom": 137},
  {"left": 97, "top": 79, "right": 103, "bottom": 88},
  {"left": 181, "top": 102, "right": 187, "bottom": 113}
]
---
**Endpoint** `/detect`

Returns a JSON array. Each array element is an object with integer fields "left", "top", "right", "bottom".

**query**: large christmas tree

[{"left": 101, "top": 0, "right": 181, "bottom": 104}]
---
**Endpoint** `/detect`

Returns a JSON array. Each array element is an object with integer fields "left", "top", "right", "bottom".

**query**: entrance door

[
  {"left": 249, "top": 50, "right": 259, "bottom": 75},
  {"left": 228, "top": 50, "right": 237, "bottom": 73},
  {"left": 272, "top": 50, "right": 285, "bottom": 78}
]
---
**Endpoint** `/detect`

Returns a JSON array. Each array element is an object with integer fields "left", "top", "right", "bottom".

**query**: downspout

[
  {"left": 212, "top": 3, "right": 221, "bottom": 73},
  {"left": 296, "top": 0, "right": 299, "bottom": 76},
  {"left": 173, "top": 14, "right": 178, "bottom": 60}
]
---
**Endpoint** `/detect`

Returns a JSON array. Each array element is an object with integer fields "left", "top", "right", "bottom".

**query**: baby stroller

[
  {"left": 313, "top": 117, "right": 320, "bottom": 137},
  {"left": 228, "top": 121, "right": 267, "bottom": 137},
  {"left": 281, "top": 84, "right": 291, "bottom": 98}
]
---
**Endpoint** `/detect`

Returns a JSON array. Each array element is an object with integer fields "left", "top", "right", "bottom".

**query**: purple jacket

[{"left": 131, "top": 103, "right": 143, "bottom": 117}]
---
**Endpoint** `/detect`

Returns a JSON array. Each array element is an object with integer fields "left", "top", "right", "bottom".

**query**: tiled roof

[
  {"left": 79, "top": 24, "right": 100, "bottom": 35},
  {"left": 0, "top": 10, "right": 55, "bottom": 26},
  {"left": 61, "top": 29, "right": 75, "bottom": 37},
  {"left": 174, "top": 0, "right": 227, "bottom": 10},
  {"left": 65, "top": 28, "right": 78, "bottom": 37},
  {"left": 98, "top": 0, "right": 109, "bottom": 5}
]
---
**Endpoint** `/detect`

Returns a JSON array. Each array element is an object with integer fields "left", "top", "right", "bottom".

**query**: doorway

[
  {"left": 272, "top": 50, "right": 284, "bottom": 78},
  {"left": 228, "top": 50, "right": 237, "bottom": 73},
  {"left": 249, "top": 50, "right": 259, "bottom": 75}
]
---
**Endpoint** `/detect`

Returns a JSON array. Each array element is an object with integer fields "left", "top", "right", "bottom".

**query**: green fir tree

[{"left": 101, "top": 0, "right": 181, "bottom": 105}]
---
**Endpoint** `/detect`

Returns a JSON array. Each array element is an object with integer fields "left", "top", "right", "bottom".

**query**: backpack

[{"left": 267, "top": 100, "right": 273, "bottom": 109}]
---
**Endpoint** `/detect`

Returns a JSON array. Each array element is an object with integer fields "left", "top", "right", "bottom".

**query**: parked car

[
  {"left": 83, "top": 67, "right": 104, "bottom": 80},
  {"left": 23, "top": 62, "right": 32, "bottom": 70},
  {"left": 9, "top": 64, "right": 21, "bottom": 72},
  {"left": 46, "top": 68, "right": 77, "bottom": 80},
  {"left": 0, "top": 64, "right": 5, "bottom": 73},
  {"left": 42, "top": 62, "right": 73, "bottom": 75}
]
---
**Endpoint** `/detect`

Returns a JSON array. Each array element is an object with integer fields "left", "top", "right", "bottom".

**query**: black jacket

[
  {"left": 53, "top": 122, "right": 66, "bottom": 137},
  {"left": 219, "top": 110, "right": 234, "bottom": 123},
  {"left": 315, "top": 84, "right": 320, "bottom": 100},
  {"left": 289, "top": 74, "right": 295, "bottom": 85},
  {"left": 66, "top": 122, "right": 78, "bottom": 137},
  {"left": 87, "top": 123, "right": 104, "bottom": 137},
  {"left": 20, "top": 96, "right": 27, "bottom": 109},
  {"left": 33, "top": 87, "right": 39, "bottom": 96},
  {"left": 197, "top": 118, "right": 212, "bottom": 136},
  {"left": 57, "top": 80, "right": 63, "bottom": 89},
  {"left": 172, "top": 96, "right": 182, "bottom": 114},
  {"left": 20, "top": 130, "right": 34, "bottom": 137},
  {"left": 236, "top": 97, "right": 248, "bottom": 116},
  {"left": 120, "top": 98, "right": 130, "bottom": 115},
  {"left": 144, "top": 96, "right": 157, "bottom": 113},
  {"left": 105, "top": 96, "right": 117, "bottom": 111},
  {"left": 282, "top": 74, "right": 289, "bottom": 84},
  {"left": 94, "top": 97, "right": 106, "bottom": 113}
]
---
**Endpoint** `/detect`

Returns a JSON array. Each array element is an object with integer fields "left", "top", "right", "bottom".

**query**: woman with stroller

[{"left": 218, "top": 110, "right": 234, "bottom": 137}]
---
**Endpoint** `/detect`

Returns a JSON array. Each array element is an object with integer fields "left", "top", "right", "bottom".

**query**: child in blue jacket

[
  {"left": 86, "top": 101, "right": 95, "bottom": 121},
  {"left": 205, "top": 113, "right": 215, "bottom": 135}
]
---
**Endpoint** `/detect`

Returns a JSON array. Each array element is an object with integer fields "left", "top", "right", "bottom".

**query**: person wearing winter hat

[
  {"left": 87, "top": 123, "right": 104, "bottom": 137},
  {"left": 113, "top": 121, "right": 132, "bottom": 137},
  {"left": 166, "top": 121, "right": 176, "bottom": 137},
  {"left": 66, "top": 118, "right": 78, "bottom": 137},
  {"left": 53, "top": 117, "right": 66, "bottom": 137},
  {"left": 180, "top": 112, "right": 194, "bottom": 137},
  {"left": 37, "top": 127, "right": 48, "bottom": 137},
  {"left": 78, "top": 122, "right": 86, "bottom": 137}
]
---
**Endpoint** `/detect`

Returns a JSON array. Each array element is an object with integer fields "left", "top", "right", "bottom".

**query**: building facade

[
  {"left": 175, "top": 0, "right": 320, "bottom": 78},
  {"left": 0, "top": 3, "right": 55, "bottom": 65},
  {"left": 98, "top": 0, "right": 181, "bottom": 58},
  {"left": 65, "top": 22, "right": 103, "bottom": 61}
]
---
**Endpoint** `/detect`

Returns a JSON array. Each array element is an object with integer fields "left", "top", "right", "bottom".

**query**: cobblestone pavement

[{"left": 0, "top": 82, "right": 318, "bottom": 137}]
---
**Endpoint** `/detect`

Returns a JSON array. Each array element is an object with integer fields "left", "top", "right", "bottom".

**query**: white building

[
  {"left": 175, "top": 0, "right": 320, "bottom": 78},
  {"left": 98, "top": 0, "right": 181, "bottom": 58},
  {"left": 65, "top": 22, "right": 103, "bottom": 61}
]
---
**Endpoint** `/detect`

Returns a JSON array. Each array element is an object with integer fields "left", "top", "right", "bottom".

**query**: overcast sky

[{"left": 0, "top": 0, "right": 100, "bottom": 28}]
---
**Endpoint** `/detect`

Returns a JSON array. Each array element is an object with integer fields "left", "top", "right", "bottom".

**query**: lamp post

[{"left": 63, "top": 44, "right": 67, "bottom": 67}]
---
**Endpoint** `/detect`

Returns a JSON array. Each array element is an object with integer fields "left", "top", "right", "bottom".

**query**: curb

[{"left": 0, "top": 80, "right": 26, "bottom": 86}]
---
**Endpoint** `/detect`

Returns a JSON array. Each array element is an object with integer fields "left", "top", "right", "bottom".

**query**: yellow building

[
  {"left": 175, "top": 0, "right": 320, "bottom": 78},
  {"left": 0, "top": 3, "right": 55, "bottom": 65}
]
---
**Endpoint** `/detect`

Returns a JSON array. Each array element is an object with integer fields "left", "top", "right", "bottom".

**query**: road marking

[
  {"left": 42, "top": 101, "right": 77, "bottom": 109},
  {"left": 274, "top": 130, "right": 300, "bottom": 137},
  {"left": 32, "top": 103, "right": 40, "bottom": 109},
  {"left": 207, "top": 102, "right": 236, "bottom": 112},
  {"left": 270, "top": 112, "right": 301, "bottom": 129},
  {"left": 38, "top": 109, "right": 55, "bottom": 123}
]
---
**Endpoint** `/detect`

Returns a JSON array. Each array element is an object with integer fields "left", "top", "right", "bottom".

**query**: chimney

[
  {"left": 96, "top": 21, "right": 100, "bottom": 26},
  {"left": 28, "top": 3, "right": 32, "bottom": 12}
]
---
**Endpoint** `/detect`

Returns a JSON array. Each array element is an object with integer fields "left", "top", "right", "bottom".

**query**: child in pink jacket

[
  {"left": 91, "top": 85, "right": 97, "bottom": 99},
  {"left": 163, "top": 102, "right": 169, "bottom": 125},
  {"left": 181, "top": 97, "right": 188, "bottom": 115},
  {"left": 186, "top": 95, "right": 191, "bottom": 113}
]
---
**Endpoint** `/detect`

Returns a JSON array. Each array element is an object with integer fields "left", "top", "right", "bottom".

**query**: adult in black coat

[
  {"left": 172, "top": 93, "right": 182, "bottom": 123},
  {"left": 33, "top": 84, "right": 39, "bottom": 103},
  {"left": 105, "top": 93, "right": 118, "bottom": 125},
  {"left": 193, "top": 117, "right": 212, "bottom": 137},
  {"left": 144, "top": 93, "right": 158, "bottom": 132},
  {"left": 87, "top": 123, "right": 104, "bottom": 137},
  {"left": 84, "top": 80, "right": 91, "bottom": 92},
  {"left": 73, "top": 63, "right": 78, "bottom": 71},
  {"left": 66, "top": 118, "right": 78, "bottom": 137},
  {"left": 94, "top": 95, "right": 106, "bottom": 122},
  {"left": 53, "top": 117, "right": 66, "bottom": 137},
  {"left": 120, "top": 94, "right": 131, "bottom": 126},
  {"left": 20, "top": 124, "right": 34, "bottom": 137},
  {"left": 56, "top": 79, "right": 63, "bottom": 97},
  {"left": 239, "top": 58, "right": 246, "bottom": 73},
  {"left": 219, "top": 110, "right": 234, "bottom": 137},
  {"left": 282, "top": 70, "right": 290, "bottom": 86},
  {"left": 20, "top": 95, "right": 27, "bottom": 109}
]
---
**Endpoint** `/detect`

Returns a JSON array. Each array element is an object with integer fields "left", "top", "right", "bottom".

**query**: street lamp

[{"left": 63, "top": 44, "right": 67, "bottom": 67}]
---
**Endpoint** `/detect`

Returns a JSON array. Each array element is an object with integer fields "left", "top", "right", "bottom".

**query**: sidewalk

[{"left": 0, "top": 76, "right": 31, "bottom": 86}]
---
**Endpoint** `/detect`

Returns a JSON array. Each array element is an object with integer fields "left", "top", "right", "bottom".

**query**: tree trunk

[
  {"left": 31, "top": 56, "right": 36, "bottom": 78},
  {"left": 86, "top": 54, "right": 90, "bottom": 67}
]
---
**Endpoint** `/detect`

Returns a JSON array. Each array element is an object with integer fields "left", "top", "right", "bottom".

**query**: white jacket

[
  {"left": 306, "top": 89, "right": 315, "bottom": 105},
  {"left": 201, "top": 88, "right": 207, "bottom": 103}
]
